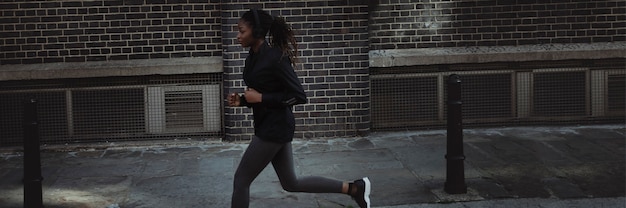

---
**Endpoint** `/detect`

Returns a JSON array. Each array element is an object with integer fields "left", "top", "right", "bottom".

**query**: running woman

[{"left": 227, "top": 9, "right": 371, "bottom": 208}]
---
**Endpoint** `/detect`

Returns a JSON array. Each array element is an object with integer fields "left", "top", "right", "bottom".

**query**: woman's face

[{"left": 237, "top": 20, "right": 257, "bottom": 48}]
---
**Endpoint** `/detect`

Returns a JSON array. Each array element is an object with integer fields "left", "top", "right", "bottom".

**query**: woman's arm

[{"left": 264, "top": 58, "right": 306, "bottom": 108}]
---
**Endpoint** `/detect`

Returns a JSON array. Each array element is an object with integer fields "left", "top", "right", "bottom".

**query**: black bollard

[
  {"left": 23, "top": 98, "right": 44, "bottom": 208},
  {"left": 444, "top": 74, "right": 467, "bottom": 194}
]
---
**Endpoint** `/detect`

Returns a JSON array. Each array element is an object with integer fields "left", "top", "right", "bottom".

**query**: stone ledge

[
  {"left": 369, "top": 42, "right": 626, "bottom": 67},
  {"left": 0, "top": 57, "right": 223, "bottom": 81}
]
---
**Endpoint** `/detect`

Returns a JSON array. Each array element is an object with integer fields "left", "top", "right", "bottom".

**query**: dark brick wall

[
  {"left": 0, "top": 0, "right": 370, "bottom": 140},
  {"left": 1, "top": 0, "right": 622, "bottom": 141},
  {"left": 0, "top": 0, "right": 222, "bottom": 65},
  {"left": 369, "top": 0, "right": 626, "bottom": 50},
  {"left": 221, "top": 0, "right": 370, "bottom": 140}
]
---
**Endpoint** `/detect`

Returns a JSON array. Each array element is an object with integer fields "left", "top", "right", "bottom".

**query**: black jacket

[{"left": 240, "top": 42, "right": 307, "bottom": 143}]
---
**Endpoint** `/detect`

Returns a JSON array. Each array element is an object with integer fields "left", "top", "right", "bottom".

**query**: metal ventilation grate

[
  {"left": 0, "top": 74, "right": 223, "bottom": 147},
  {"left": 607, "top": 74, "right": 625, "bottom": 113},
  {"left": 371, "top": 72, "right": 515, "bottom": 129},
  {"left": 371, "top": 74, "right": 439, "bottom": 129},
  {"left": 72, "top": 88, "right": 145, "bottom": 137},
  {"left": 533, "top": 70, "right": 587, "bottom": 117},
  {"left": 369, "top": 61, "right": 622, "bottom": 131},
  {"left": 164, "top": 89, "right": 205, "bottom": 131},
  {"left": 456, "top": 73, "right": 512, "bottom": 121},
  {"left": 0, "top": 91, "right": 68, "bottom": 146},
  {"left": 146, "top": 84, "right": 222, "bottom": 134}
]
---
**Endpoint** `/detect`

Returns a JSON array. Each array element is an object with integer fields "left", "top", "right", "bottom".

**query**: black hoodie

[{"left": 240, "top": 41, "right": 307, "bottom": 143}]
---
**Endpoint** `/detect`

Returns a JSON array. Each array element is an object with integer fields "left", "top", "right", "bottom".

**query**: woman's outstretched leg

[
  {"left": 231, "top": 137, "right": 283, "bottom": 208},
  {"left": 271, "top": 142, "right": 344, "bottom": 193},
  {"left": 232, "top": 138, "right": 371, "bottom": 208},
  {"left": 271, "top": 142, "right": 372, "bottom": 208}
]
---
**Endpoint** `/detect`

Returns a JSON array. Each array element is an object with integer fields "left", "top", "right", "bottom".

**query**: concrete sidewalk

[{"left": 0, "top": 124, "right": 624, "bottom": 208}]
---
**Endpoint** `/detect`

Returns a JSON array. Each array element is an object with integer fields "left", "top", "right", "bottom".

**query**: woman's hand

[
  {"left": 244, "top": 88, "right": 262, "bottom": 103},
  {"left": 227, "top": 93, "right": 240, "bottom": 107}
]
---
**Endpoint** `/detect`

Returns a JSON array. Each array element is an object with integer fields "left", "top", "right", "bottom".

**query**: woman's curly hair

[{"left": 241, "top": 9, "right": 299, "bottom": 68}]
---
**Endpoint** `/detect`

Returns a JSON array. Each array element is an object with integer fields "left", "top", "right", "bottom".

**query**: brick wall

[
  {"left": 369, "top": 0, "right": 625, "bottom": 50},
  {"left": 222, "top": 0, "right": 370, "bottom": 140},
  {"left": 0, "top": 0, "right": 370, "bottom": 141},
  {"left": 0, "top": 0, "right": 222, "bottom": 65},
  {"left": 1, "top": 0, "right": 621, "bottom": 142}
]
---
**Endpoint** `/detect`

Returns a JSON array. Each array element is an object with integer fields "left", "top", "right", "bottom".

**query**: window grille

[
  {"left": 0, "top": 74, "right": 222, "bottom": 147},
  {"left": 607, "top": 74, "right": 625, "bottom": 114},
  {"left": 456, "top": 73, "right": 513, "bottom": 121},
  {"left": 371, "top": 73, "right": 439, "bottom": 129},
  {"left": 370, "top": 64, "right": 622, "bottom": 131},
  {"left": 0, "top": 91, "right": 68, "bottom": 146},
  {"left": 532, "top": 69, "right": 588, "bottom": 117},
  {"left": 371, "top": 71, "right": 515, "bottom": 129},
  {"left": 71, "top": 88, "right": 146, "bottom": 137}
]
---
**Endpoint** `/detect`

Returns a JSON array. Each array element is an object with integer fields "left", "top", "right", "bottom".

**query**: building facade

[{"left": 0, "top": 0, "right": 624, "bottom": 146}]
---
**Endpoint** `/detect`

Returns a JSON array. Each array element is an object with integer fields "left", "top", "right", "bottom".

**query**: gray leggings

[{"left": 231, "top": 136, "right": 343, "bottom": 208}]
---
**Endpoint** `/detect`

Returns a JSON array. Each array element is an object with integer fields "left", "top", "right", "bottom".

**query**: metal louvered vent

[
  {"left": 607, "top": 74, "right": 625, "bottom": 113},
  {"left": 146, "top": 85, "right": 222, "bottom": 134},
  {"left": 533, "top": 70, "right": 587, "bottom": 117},
  {"left": 165, "top": 89, "right": 205, "bottom": 131}
]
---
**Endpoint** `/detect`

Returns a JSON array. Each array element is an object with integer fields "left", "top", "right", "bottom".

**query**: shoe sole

[{"left": 363, "top": 177, "right": 371, "bottom": 208}]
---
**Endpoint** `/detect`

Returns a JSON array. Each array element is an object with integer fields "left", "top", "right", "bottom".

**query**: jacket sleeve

[
  {"left": 261, "top": 57, "right": 307, "bottom": 108},
  {"left": 239, "top": 93, "right": 250, "bottom": 107}
]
